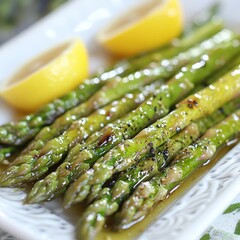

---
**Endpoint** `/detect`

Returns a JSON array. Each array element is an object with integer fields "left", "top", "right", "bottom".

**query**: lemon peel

[
  {"left": 0, "top": 39, "right": 89, "bottom": 112},
  {"left": 98, "top": 0, "right": 183, "bottom": 57}
]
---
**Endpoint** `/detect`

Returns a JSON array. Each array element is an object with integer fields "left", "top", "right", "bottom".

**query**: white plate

[{"left": 0, "top": 0, "right": 239, "bottom": 240}]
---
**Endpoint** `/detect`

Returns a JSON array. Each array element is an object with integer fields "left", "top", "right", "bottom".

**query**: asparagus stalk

[
  {"left": 63, "top": 65, "right": 240, "bottom": 207},
  {"left": 22, "top": 28, "right": 235, "bottom": 153},
  {"left": 22, "top": 82, "right": 160, "bottom": 177},
  {"left": 10, "top": 34, "right": 200, "bottom": 152},
  {"left": 56, "top": 101, "right": 239, "bottom": 240},
  {"left": 114, "top": 110, "right": 240, "bottom": 229},
  {"left": 128, "top": 3, "right": 220, "bottom": 64},
  {"left": 0, "top": 21, "right": 222, "bottom": 147},
  {"left": 76, "top": 107, "right": 240, "bottom": 240},
  {"left": 9, "top": 82, "right": 160, "bottom": 164},
  {"left": 0, "top": 29, "right": 234, "bottom": 187},
  {"left": 0, "top": 77, "right": 105, "bottom": 146},
  {"left": 123, "top": 19, "right": 223, "bottom": 72},
  {"left": 22, "top": 41, "right": 240, "bottom": 203},
  {"left": 87, "top": 99, "right": 240, "bottom": 203},
  {"left": 206, "top": 55, "right": 240, "bottom": 85}
]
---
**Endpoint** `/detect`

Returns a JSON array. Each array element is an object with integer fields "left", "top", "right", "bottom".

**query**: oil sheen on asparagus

[
  {"left": 0, "top": 12, "right": 239, "bottom": 240},
  {"left": 26, "top": 40, "right": 240, "bottom": 204},
  {"left": 64, "top": 65, "right": 240, "bottom": 208},
  {"left": 0, "top": 20, "right": 222, "bottom": 147}
]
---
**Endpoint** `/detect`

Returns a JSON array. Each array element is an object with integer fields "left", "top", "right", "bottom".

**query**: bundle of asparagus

[
  {"left": 77, "top": 109, "right": 240, "bottom": 239},
  {"left": 0, "top": 19, "right": 222, "bottom": 163},
  {"left": 0, "top": 11, "right": 239, "bottom": 240},
  {"left": 0, "top": 18, "right": 222, "bottom": 148},
  {"left": 25, "top": 37, "right": 240, "bottom": 204}
]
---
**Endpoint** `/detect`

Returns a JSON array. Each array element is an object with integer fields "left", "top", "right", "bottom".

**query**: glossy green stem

[
  {"left": 0, "top": 20, "right": 222, "bottom": 148},
  {"left": 0, "top": 77, "right": 104, "bottom": 146},
  {"left": 23, "top": 82, "right": 161, "bottom": 203},
  {"left": 114, "top": 110, "right": 240, "bottom": 229},
  {"left": 0, "top": 29, "right": 234, "bottom": 188},
  {"left": 86, "top": 97, "right": 240, "bottom": 203},
  {"left": 64, "top": 64, "right": 240, "bottom": 208},
  {"left": 76, "top": 104, "right": 240, "bottom": 240},
  {"left": 24, "top": 38, "right": 240, "bottom": 203}
]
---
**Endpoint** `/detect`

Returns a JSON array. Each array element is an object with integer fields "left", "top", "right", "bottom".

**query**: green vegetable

[
  {"left": 0, "top": 29, "right": 234, "bottom": 187},
  {"left": 114, "top": 110, "right": 240, "bottom": 230},
  {"left": 74, "top": 101, "right": 240, "bottom": 239},
  {"left": 64, "top": 64, "right": 240, "bottom": 208},
  {"left": 24, "top": 38, "right": 240, "bottom": 203},
  {"left": 0, "top": 20, "right": 222, "bottom": 147}
]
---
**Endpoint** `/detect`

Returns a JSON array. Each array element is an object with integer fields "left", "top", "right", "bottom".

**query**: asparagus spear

[
  {"left": 206, "top": 55, "right": 240, "bottom": 85},
  {"left": 87, "top": 99, "right": 240, "bottom": 203},
  {"left": 22, "top": 28, "right": 235, "bottom": 152},
  {"left": 0, "top": 29, "right": 233, "bottom": 187},
  {"left": 22, "top": 82, "right": 161, "bottom": 175},
  {"left": 0, "top": 20, "right": 222, "bottom": 147},
  {"left": 122, "top": 19, "right": 223, "bottom": 73},
  {"left": 0, "top": 21, "right": 224, "bottom": 166},
  {"left": 129, "top": 3, "right": 220, "bottom": 64},
  {"left": 114, "top": 110, "right": 240, "bottom": 229},
  {"left": 22, "top": 41, "right": 240, "bottom": 203},
  {"left": 0, "top": 77, "right": 105, "bottom": 146},
  {"left": 63, "top": 65, "right": 240, "bottom": 207},
  {"left": 9, "top": 38, "right": 192, "bottom": 152},
  {"left": 19, "top": 69, "right": 166, "bottom": 154},
  {"left": 79, "top": 111, "right": 240, "bottom": 239}
]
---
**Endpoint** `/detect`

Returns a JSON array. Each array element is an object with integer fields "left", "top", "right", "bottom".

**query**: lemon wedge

[
  {"left": 98, "top": 0, "right": 183, "bottom": 57},
  {"left": 0, "top": 39, "right": 89, "bottom": 113}
]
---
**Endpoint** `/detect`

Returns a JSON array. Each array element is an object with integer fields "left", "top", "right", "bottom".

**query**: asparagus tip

[{"left": 0, "top": 163, "right": 33, "bottom": 187}]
